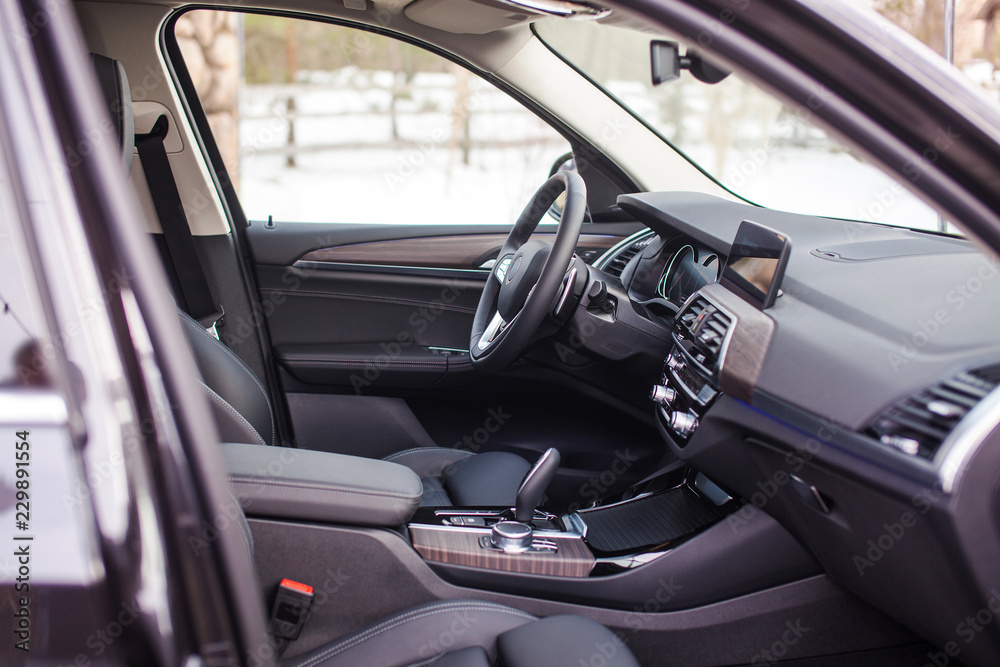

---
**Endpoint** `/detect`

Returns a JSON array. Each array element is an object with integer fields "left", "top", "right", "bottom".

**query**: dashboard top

[{"left": 618, "top": 192, "right": 1000, "bottom": 431}]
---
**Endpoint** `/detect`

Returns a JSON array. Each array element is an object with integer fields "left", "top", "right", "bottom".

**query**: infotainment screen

[{"left": 720, "top": 220, "right": 791, "bottom": 309}]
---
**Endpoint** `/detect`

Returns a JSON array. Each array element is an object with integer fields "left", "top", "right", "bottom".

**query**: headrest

[{"left": 89, "top": 53, "right": 134, "bottom": 175}]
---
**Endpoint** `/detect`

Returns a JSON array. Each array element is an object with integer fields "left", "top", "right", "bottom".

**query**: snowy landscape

[{"left": 237, "top": 67, "right": 949, "bottom": 233}]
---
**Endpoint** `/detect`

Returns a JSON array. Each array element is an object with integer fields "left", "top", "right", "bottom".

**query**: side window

[{"left": 174, "top": 11, "right": 571, "bottom": 225}]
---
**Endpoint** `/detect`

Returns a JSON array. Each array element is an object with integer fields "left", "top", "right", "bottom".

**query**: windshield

[{"left": 535, "top": 19, "right": 950, "bottom": 234}]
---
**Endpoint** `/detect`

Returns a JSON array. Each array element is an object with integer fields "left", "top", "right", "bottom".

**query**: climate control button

[
  {"left": 668, "top": 411, "right": 699, "bottom": 438},
  {"left": 650, "top": 384, "right": 678, "bottom": 407}
]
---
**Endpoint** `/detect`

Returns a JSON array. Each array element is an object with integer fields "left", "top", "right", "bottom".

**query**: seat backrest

[
  {"left": 91, "top": 53, "right": 275, "bottom": 448},
  {"left": 179, "top": 312, "right": 275, "bottom": 446}
]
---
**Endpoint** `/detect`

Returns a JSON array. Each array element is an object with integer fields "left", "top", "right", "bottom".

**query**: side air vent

[
  {"left": 867, "top": 365, "right": 1000, "bottom": 459},
  {"left": 604, "top": 235, "right": 654, "bottom": 278}
]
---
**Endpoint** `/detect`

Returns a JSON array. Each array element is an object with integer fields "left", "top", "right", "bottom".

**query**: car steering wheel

[{"left": 469, "top": 171, "right": 586, "bottom": 373}]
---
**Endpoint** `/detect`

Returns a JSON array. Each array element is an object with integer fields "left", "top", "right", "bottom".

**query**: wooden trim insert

[
  {"left": 409, "top": 524, "right": 594, "bottom": 578},
  {"left": 701, "top": 282, "right": 775, "bottom": 403},
  {"left": 299, "top": 233, "right": 622, "bottom": 269}
]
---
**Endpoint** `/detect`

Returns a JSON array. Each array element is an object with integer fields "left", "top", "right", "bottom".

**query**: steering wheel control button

[
  {"left": 494, "top": 256, "right": 512, "bottom": 283},
  {"left": 490, "top": 521, "right": 534, "bottom": 553},
  {"left": 650, "top": 384, "right": 678, "bottom": 407}
]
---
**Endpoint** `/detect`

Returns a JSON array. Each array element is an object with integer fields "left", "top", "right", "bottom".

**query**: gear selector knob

[{"left": 514, "top": 448, "right": 560, "bottom": 522}]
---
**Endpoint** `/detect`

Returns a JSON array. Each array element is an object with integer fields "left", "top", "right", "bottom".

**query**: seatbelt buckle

[
  {"left": 197, "top": 306, "right": 225, "bottom": 340},
  {"left": 269, "top": 579, "right": 313, "bottom": 641}
]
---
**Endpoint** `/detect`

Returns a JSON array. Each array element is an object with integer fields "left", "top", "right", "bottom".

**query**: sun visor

[{"left": 404, "top": 0, "right": 541, "bottom": 34}]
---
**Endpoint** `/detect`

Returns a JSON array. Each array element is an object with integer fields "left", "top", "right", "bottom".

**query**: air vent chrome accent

[
  {"left": 604, "top": 235, "right": 654, "bottom": 278},
  {"left": 867, "top": 365, "right": 1000, "bottom": 459}
]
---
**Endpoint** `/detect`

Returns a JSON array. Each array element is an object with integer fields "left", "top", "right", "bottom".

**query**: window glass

[
  {"left": 535, "top": 19, "right": 946, "bottom": 233},
  {"left": 175, "top": 11, "right": 571, "bottom": 225}
]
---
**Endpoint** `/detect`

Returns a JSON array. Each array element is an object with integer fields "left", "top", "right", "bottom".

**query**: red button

[{"left": 280, "top": 579, "right": 313, "bottom": 595}]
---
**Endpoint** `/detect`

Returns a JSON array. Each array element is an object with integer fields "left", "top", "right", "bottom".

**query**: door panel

[
  {"left": 254, "top": 260, "right": 484, "bottom": 390},
  {"left": 247, "top": 221, "right": 639, "bottom": 392}
]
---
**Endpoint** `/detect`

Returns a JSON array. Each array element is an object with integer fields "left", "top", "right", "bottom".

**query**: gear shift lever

[
  {"left": 490, "top": 448, "right": 561, "bottom": 554},
  {"left": 515, "top": 448, "right": 560, "bottom": 522}
]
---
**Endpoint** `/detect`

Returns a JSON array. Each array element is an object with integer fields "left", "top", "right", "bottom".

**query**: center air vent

[
  {"left": 676, "top": 296, "right": 732, "bottom": 368},
  {"left": 697, "top": 309, "right": 732, "bottom": 359},
  {"left": 678, "top": 296, "right": 709, "bottom": 332},
  {"left": 867, "top": 365, "right": 1000, "bottom": 459},
  {"left": 604, "top": 235, "right": 654, "bottom": 278}
]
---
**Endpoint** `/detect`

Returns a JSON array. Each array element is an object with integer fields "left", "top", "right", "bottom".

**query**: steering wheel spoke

[
  {"left": 469, "top": 171, "right": 587, "bottom": 373},
  {"left": 476, "top": 310, "right": 509, "bottom": 351}
]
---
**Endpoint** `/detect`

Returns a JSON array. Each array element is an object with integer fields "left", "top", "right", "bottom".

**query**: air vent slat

[
  {"left": 686, "top": 302, "right": 731, "bottom": 368},
  {"left": 706, "top": 320, "right": 729, "bottom": 335},
  {"left": 936, "top": 381, "right": 990, "bottom": 402},
  {"left": 925, "top": 389, "right": 982, "bottom": 410},
  {"left": 866, "top": 364, "right": 1000, "bottom": 459},
  {"left": 893, "top": 403, "right": 961, "bottom": 429},
  {"left": 881, "top": 412, "right": 951, "bottom": 440},
  {"left": 604, "top": 235, "right": 653, "bottom": 279}
]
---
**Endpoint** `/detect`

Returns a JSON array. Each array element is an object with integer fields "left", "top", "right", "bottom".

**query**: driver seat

[
  {"left": 90, "top": 53, "right": 533, "bottom": 508},
  {"left": 178, "top": 313, "right": 532, "bottom": 507}
]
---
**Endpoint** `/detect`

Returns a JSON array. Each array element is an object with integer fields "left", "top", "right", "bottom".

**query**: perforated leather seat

[{"left": 92, "top": 52, "right": 533, "bottom": 509}]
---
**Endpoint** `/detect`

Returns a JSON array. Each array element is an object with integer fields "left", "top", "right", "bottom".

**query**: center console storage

[{"left": 221, "top": 442, "right": 423, "bottom": 526}]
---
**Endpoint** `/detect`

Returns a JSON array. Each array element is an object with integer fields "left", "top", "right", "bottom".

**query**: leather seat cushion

[
  {"left": 497, "top": 615, "right": 641, "bottom": 667},
  {"left": 384, "top": 447, "right": 531, "bottom": 507},
  {"left": 281, "top": 602, "right": 641, "bottom": 667},
  {"left": 282, "top": 600, "right": 536, "bottom": 667},
  {"left": 442, "top": 451, "right": 531, "bottom": 507}
]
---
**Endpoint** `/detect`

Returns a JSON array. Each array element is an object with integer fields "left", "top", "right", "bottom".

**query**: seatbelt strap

[{"left": 135, "top": 115, "right": 223, "bottom": 336}]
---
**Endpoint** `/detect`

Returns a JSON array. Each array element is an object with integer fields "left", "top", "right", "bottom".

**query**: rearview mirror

[{"left": 651, "top": 40, "right": 731, "bottom": 85}]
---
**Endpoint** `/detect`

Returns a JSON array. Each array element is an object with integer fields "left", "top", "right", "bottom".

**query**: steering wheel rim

[{"left": 469, "top": 170, "right": 586, "bottom": 373}]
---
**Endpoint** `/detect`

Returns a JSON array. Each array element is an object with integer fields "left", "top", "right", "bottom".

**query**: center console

[
  {"left": 650, "top": 290, "right": 731, "bottom": 444},
  {"left": 407, "top": 449, "right": 739, "bottom": 581}
]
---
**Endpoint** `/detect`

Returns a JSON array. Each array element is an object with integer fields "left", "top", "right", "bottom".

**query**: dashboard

[{"left": 596, "top": 191, "right": 1000, "bottom": 665}]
